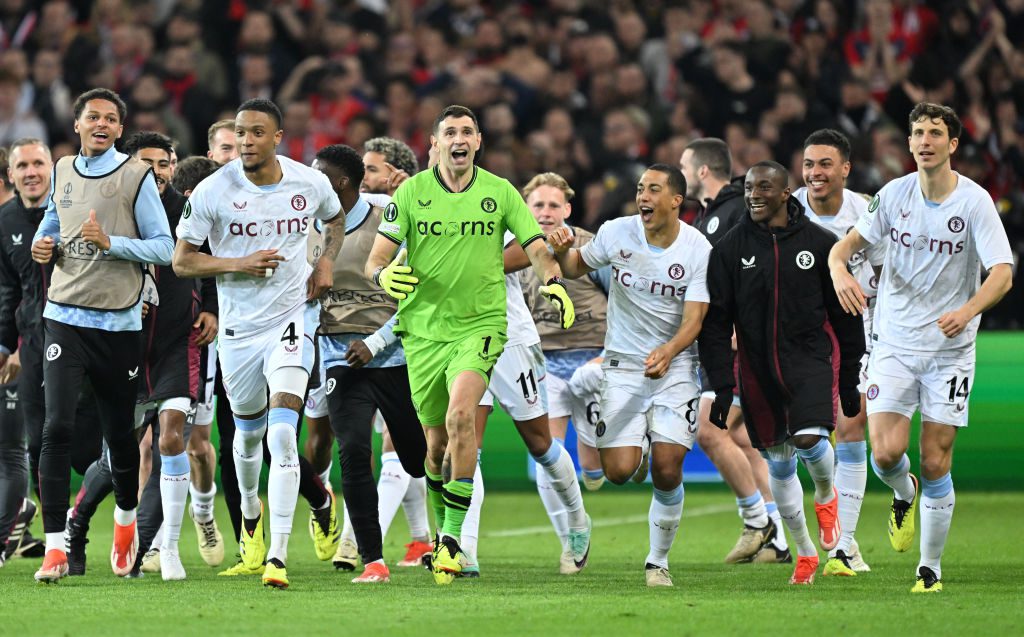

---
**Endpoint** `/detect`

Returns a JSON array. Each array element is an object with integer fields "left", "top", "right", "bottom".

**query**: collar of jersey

[
  {"left": 233, "top": 155, "right": 288, "bottom": 193},
  {"left": 432, "top": 164, "right": 478, "bottom": 193},
  {"left": 345, "top": 195, "right": 370, "bottom": 233}
]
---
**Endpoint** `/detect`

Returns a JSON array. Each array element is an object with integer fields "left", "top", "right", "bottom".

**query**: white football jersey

[
  {"left": 580, "top": 215, "right": 711, "bottom": 363},
  {"left": 503, "top": 231, "right": 540, "bottom": 347},
  {"left": 855, "top": 172, "right": 1012, "bottom": 355},
  {"left": 178, "top": 156, "right": 341, "bottom": 336}
]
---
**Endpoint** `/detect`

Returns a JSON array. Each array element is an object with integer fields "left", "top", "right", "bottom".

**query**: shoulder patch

[
  {"left": 383, "top": 202, "right": 398, "bottom": 222},
  {"left": 182, "top": 200, "right": 192, "bottom": 219},
  {"left": 868, "top": 194, "right": 879, "bottom": 213}
]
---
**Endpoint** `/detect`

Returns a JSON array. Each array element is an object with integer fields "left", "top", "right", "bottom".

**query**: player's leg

[
  {"left": 789, "top": 430, "right": 838, "bottom": 557},
  {"left": 0, "top": 381, "right": 28, "bottom": 564},
  {"left": 455, "top": 405, "right": 487, "bottom": 575},
  {"left": 186, "top": 414, "right": 223, "bottom": 567},
  {"left": 154, "top": 398, "right": 192, "bottom": 580},
  {"left": 763, "top": 441, "right": 818, "bottom": 584},
  {"left": 325, "top": 365, "right": 386, "bottom": 579},
  {"left": 645, "top": 441, "right": 686, "bottom": 587},
  {"left": 188, "top": 343, "right": 222, "bottom": 565},
  {"left": 220, "top": 336, "right": 271, "bottom": 576},
  {"left": 370, "top": 366, "right": 429, "bottom": 566},
  {"left": 437, "top": 370, "right": 487, "bottom": 547},
  {"left": 563, "top": 361, "right": 606, "bottom": 490},
  {"left": 827, "top": 394, "right": 869, "bottom": 574},
  {"left": 730, "top": 410, "right": 789, "bottom": 562},
  {"left": 697, "top": 395, "right": 772, "bottom": 564},
  {"left": 910, "top": 356, "right": 970, "bottom": 592},
  {"left": 135, "top": 413, "right": 163, "bottom": 575},
  {"left": 88, "top": 327, "right": 144, "bottom": 578},
  {"left": 376, "top": 426, "right": 409, "bottom": 541},
  {"left": 914, "top": 421, "right": 957, "bottom": 592},
  {"left": 17, "top": 341, "right": 45, "bottom": 498}
]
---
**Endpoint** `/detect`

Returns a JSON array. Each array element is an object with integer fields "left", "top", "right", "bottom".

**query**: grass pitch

[{"left": 1, "top": 489, "right": 1022, "bottom": 636}]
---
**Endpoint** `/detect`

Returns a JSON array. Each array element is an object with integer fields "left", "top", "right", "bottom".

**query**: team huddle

[{"left": 0, "top": 89, "right": 1012, "bottom": 593}]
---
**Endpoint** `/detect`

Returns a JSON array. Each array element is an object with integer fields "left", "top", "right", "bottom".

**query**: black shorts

[{"left": 139, "top": 328, "right": 200, "bottom": 404}]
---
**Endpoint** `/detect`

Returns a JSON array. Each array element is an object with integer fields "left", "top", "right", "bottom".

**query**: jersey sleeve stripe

[
  {"left": 377, "top": 230, "right": 402, "bottom": 245},
  {"left": 520, "top": 233, "right": 544, "bottom": 249}
]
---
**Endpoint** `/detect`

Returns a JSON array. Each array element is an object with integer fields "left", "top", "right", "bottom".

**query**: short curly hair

[{"left": 363, "top": 137, "right": 418, "bottom": 176}]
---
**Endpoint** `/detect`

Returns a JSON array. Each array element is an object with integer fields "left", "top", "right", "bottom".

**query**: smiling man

[
  {"left": 548, "top": 164, "right": 711, "bottom": 588},
  {"left": 364, "top": 104, "right": 574, "bottom": 584},
  {"left": 700, "top": 160, "right": 865, "bottom": 586},
  {"left": 30, "top": 88, "right": 173, "bottom": 583},
  {"left": 793, "top": 129, "right": 882, "bottom": 576},
  {"left": 173, "top": 98, "right": 344, "bottom": 589},
  {"left": 829, "top": 103, "right": 1014, "bottom": 593}
]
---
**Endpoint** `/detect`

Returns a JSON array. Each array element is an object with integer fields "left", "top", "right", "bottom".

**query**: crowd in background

[{"left": 0, "top": 0, "right": 1019, "bottom": 324}]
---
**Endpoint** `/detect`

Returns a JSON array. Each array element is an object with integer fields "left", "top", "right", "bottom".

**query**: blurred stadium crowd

[{"left": 0, "top": 0, "right": 1020, "bottom": 323}]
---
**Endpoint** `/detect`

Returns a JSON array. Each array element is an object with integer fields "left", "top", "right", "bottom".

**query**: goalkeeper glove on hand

[
  {"left": 374, "top": 248, "right": 419, "bottom": 300},
  {"left": 539, "top": 276, "right": 575, "bottom": 329},
  {"left": 709, "top": 389, "right": 733, "bottom": 429},
  {"left": 839, "top": 386, "right": 862, "bottom": 418}
]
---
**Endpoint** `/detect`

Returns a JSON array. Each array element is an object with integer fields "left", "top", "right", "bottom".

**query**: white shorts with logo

[
  {"left": 864, "top": 343, "right": 974, "bottom": 427},
  {"left": 597, "top": 354, "right": 700, "bottom": 449},
  {"left": 218, "top": 304, "right": 315, "bottom": 413},
  {"left": 479, "top": 342, "right": 548, "bottom": 421},
  {"left": 567, "top": 362, "right": 603, "bottom": 448}
]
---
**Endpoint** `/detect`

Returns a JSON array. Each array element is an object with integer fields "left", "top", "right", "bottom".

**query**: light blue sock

[
  {"left": 871, "top": 453, "right": 916, "bottom": 502},
  {"left": 160, "top": 451, "right": 190, "bottom": 476},
  {"left": 582, "top": 468, "right": 604, "bottom": 479},
  {"left": 836, "top": 441, "right": 867, "bottom": 464},
  {"left": 654, "top": 485, "right": 684, "bottom": 506},
  {"left": 921, "top": 473, "right": 953, "bottom": 499},
  {"left": 531, "top": 439, "right": 562, "bottom": 467},
  {"left": 795, "top": 437, "right": 830, "bottom": 463},
  {"left": 767, "top": 457, "right": 797, "bottom": 481},
  {"left": 268, "top": 407, "right": 299, "bottom": 429}
]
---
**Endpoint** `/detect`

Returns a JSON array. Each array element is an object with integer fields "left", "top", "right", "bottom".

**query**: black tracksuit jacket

[
  {"left": 699, "top": 198, "right": 865, "bottom": 449},
  {"left": 0, "top": 196, "right": 49, "bottom": 354},
  {"left": 694, "top": 177, "right": 747, "bottom": 245}
]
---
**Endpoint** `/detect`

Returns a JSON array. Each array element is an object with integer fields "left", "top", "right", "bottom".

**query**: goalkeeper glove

[
  {"left": 839, "top": 386, "right": 862, "bottom": 418},
  {"left": 708, "top": 389, "right": 733, "bottom": 430},
  {"left": 539, "top": 276, "right": 575, "bottom": 329},
  {"left": 373, "top": 248, "right": 419, "bottom": 300}
]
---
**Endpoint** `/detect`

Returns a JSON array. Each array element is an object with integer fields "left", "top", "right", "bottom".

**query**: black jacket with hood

[{"left": 699, "top": 196, "right": 865, "bottom": 448}]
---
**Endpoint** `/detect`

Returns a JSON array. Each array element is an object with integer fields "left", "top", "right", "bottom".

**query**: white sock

[
  {"left": 152, "top": 523, "right": 165, "bottom": 550},
  {"left": 46, "top": 531, "right": 64, "bottom": 552},
  {"left": 535, "top": 458, "right": 568, "bottom": 547},
  {"left": 919, "top": 473, "right": 955, "bottom": 580},
  {"left": 159, "top": 452, "right": 190, "bottom": 550},
  {"left": 402, "top": 477, "right": 429, "bottom": 540},
  {"left": 645, "top": 486, "right": 683, "bottom": 569},
  {"left": 265, "top": 416, "right": 300, "bottom": 564},
  {"left": 736, "top": 490, "right": 770, "bottom": 528},
  {"left": 190, "top": 483, "right": 217, "bottom": 523},
  {"left": 766, "top": 502, "right": 788, "bottom": 550},
  {"left": 768, "top": 458, "right": 816, "bottom": 557},
  {"left": 232, "top": 414, "right": 267, "bottom": 521},
  {"left": 377, "top": 452, "right": 411, "bottom": 538},
  {"left": 834, "top": 442, "right": 867, "bottom": 554},
  {"left": 534, "top": 440, "right": 586, "bottom": 536},
  {"left": 318, "top": 462, "right": 332, "bottom": 493},
  {"left": 871, "top": 453, "right": 916, "bottom": 503},
  {"left": 114, "top": 506, "right": 136, "bottom": 526},
  {"left": 796, "top": 437, "right": 835, "bottom": 504},
  {"left": 340, "top": 501, "right": 355, "bottom": 543},
  {"left": 460, "top": 458, "right": 484, "bottom": 560}
]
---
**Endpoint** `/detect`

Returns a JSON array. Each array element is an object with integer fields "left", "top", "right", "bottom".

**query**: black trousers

[
  {"left": 40, "top": 320, "right": 142, "bottom": 533},
  {"left": 0, "top": 380, "right": 26, "bottom": 547},
  {"left": 19, "top": 338, "right": 102, "bottom": 492},
  {"left": 325, "top": 364, "right": 425, "bottom": 564}
]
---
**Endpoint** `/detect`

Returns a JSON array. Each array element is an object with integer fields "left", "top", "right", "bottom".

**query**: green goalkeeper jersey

[{"left": 377, "top": 165, "right": 544, "bottom": 341}]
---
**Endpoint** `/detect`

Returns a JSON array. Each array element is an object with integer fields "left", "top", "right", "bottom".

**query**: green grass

[{"left": 1, "top": 490, "right": 1022, "bottom": 636}]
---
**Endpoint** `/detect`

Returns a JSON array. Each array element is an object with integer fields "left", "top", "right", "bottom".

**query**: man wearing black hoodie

[
  {"left": 699, "top": 161, "right": 864, "bottom": 586},
  {"left": 679, "top": 138, "right": 786, "bottom": 564}
]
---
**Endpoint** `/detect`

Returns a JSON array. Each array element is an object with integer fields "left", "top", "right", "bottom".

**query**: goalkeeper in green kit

[{"left": 365, "top": 105, "right": 575, "bottom": 584}]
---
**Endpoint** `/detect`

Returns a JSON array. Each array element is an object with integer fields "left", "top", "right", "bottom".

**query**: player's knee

[
  {"left": 919, "top": 453, "right": 952, "bottom": 481},
  {"left": 650, "top": 465, "right": 682, "bottom": 491},
  {"left": 871, "top": 447, "right": 903, "bottom": 470},
  {"left": 789, "top": 434, "right": 820, "bottom": 450},
  {"left": 445, "top": 404, "right": 476, "bottom": 434},
  {"left": 604, "top": 468, "right": 631, "bottom": 485},
  {"left": 696, "top": 422, "right": 724, "bottom": 453}
]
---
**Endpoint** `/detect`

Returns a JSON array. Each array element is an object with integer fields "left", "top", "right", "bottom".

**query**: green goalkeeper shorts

[{"left": 402, "top": 328, "right": 507, "bottom": 427}]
